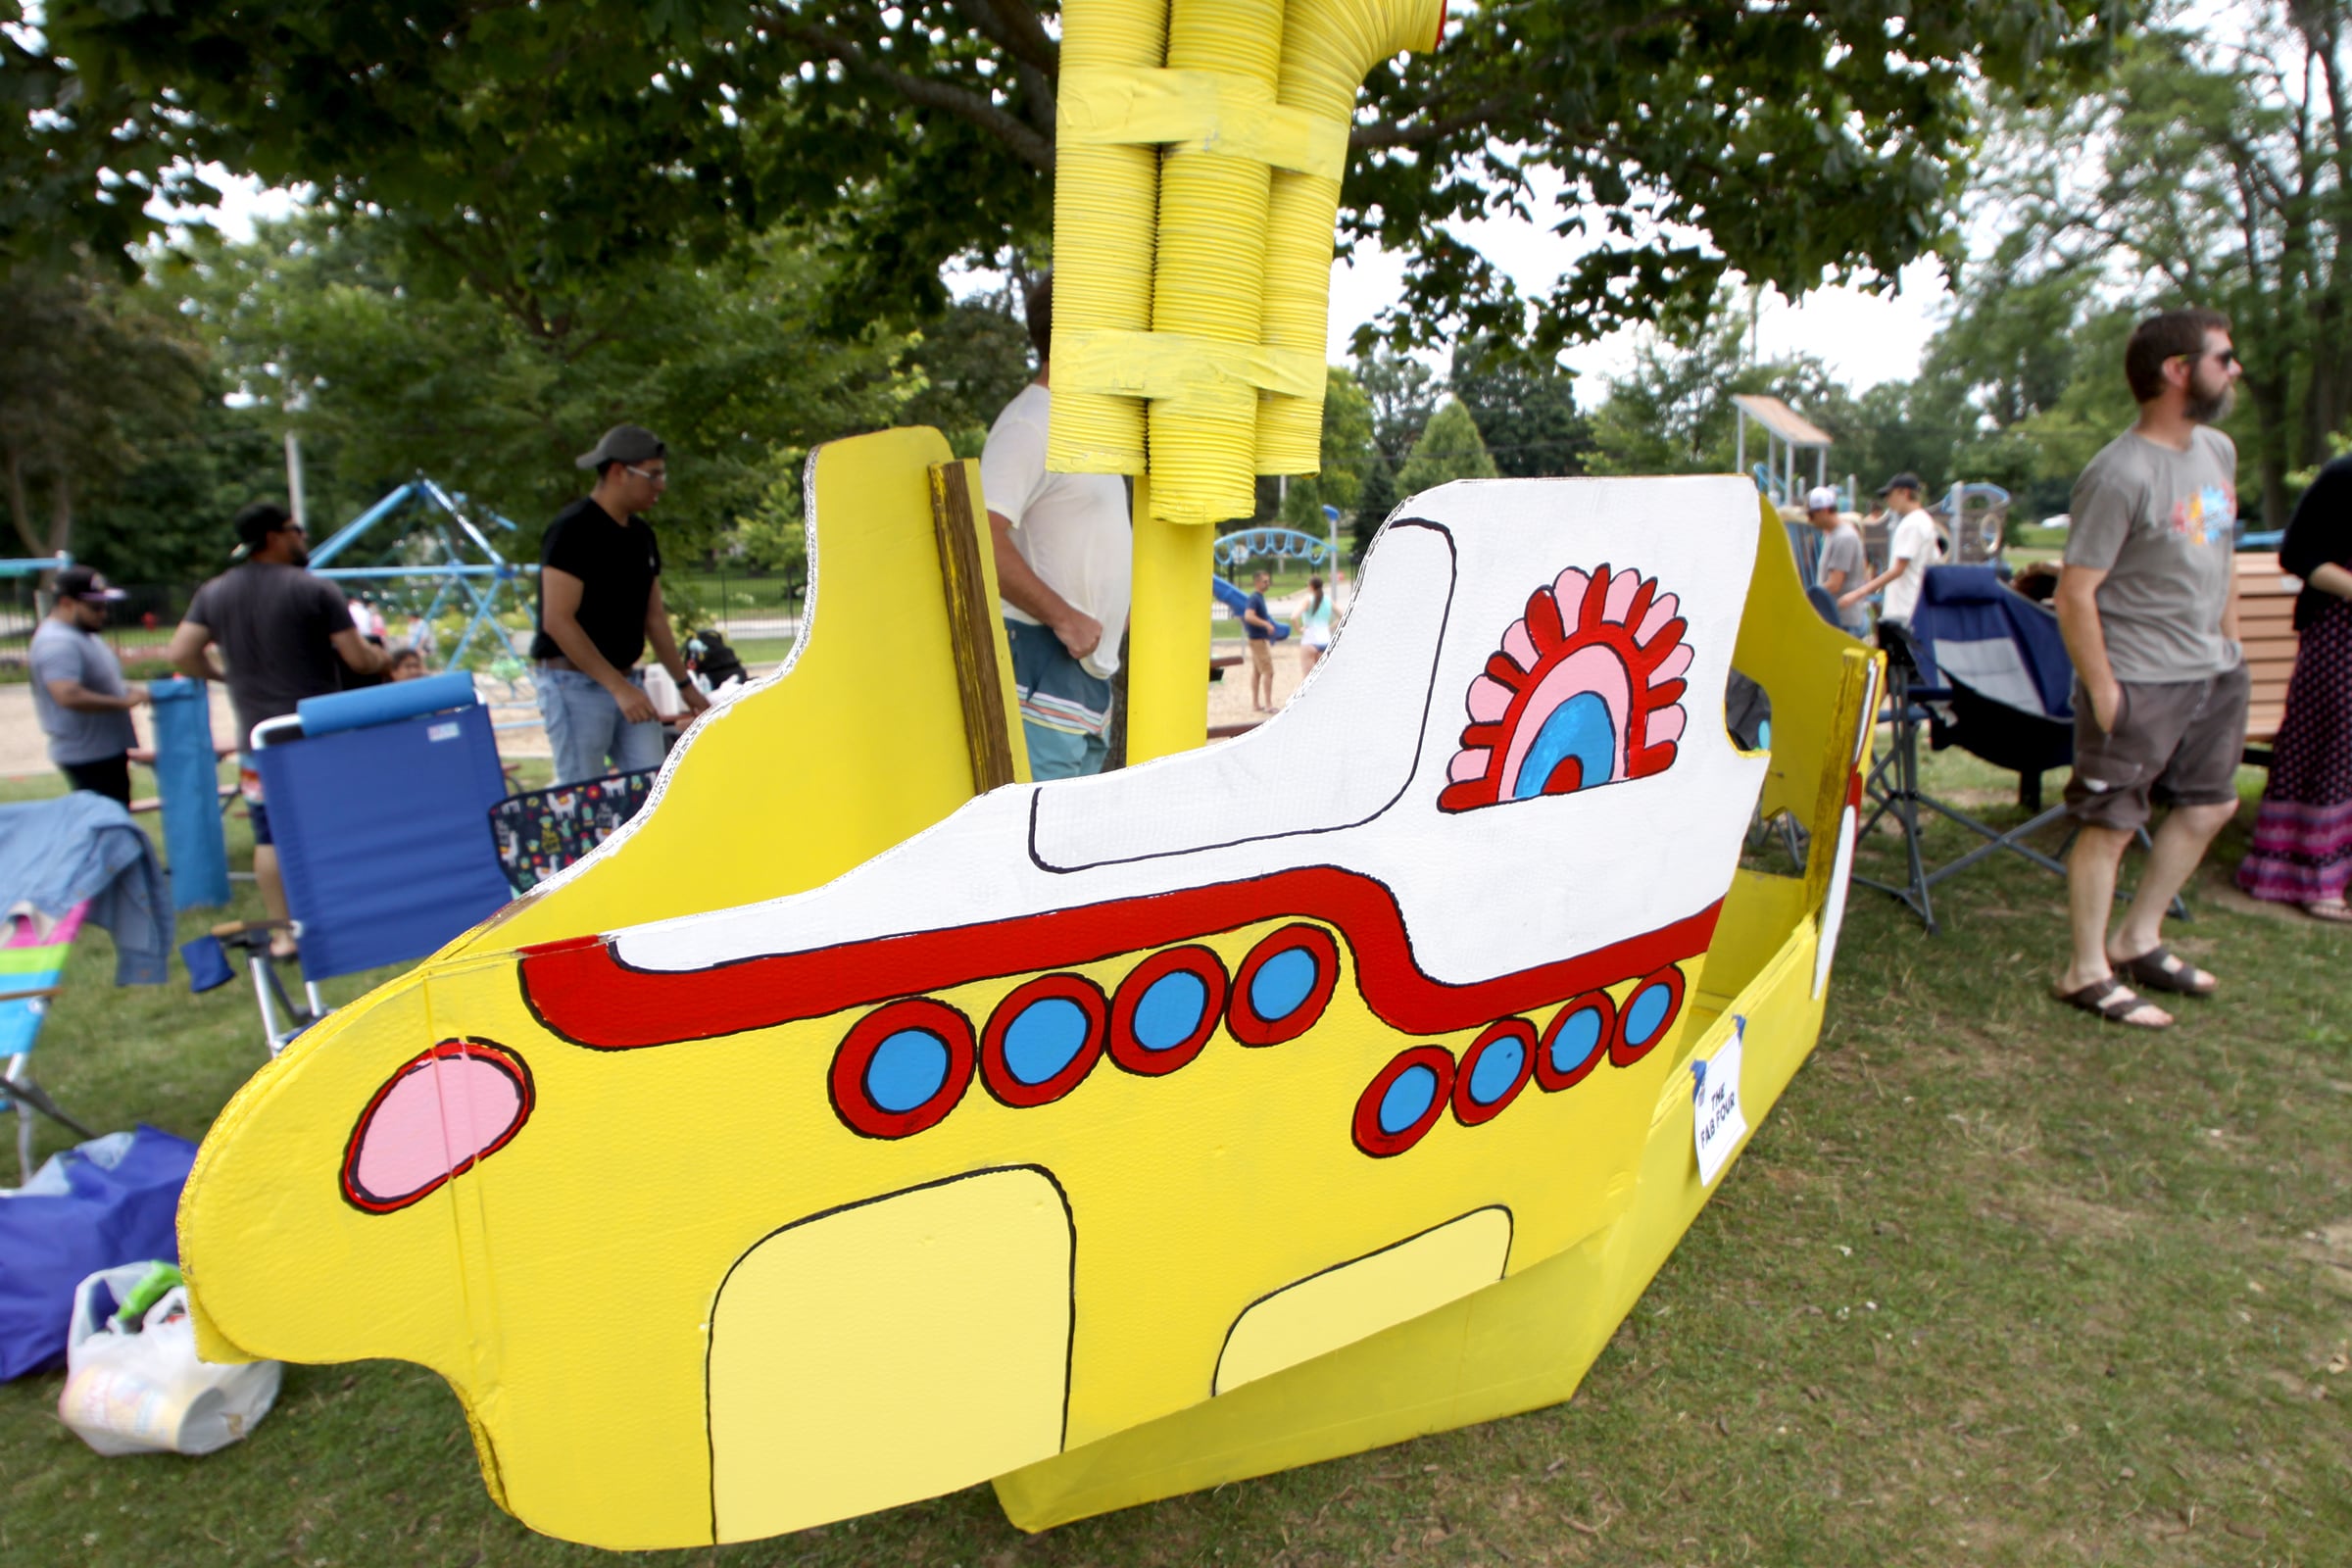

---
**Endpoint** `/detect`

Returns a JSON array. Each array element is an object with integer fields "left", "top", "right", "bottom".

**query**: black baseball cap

[
  {"left": 576, "top": 424, "right": 665, "bottom": 470},
  {"left": 1881, "top": 471, "right": 1925, "bottom": 497},
  {"left": 55, "top": 565, "right": 124, "bottom": 604},
  {"left": 232, "top": 501, "right": 297, "bottom": 553}
]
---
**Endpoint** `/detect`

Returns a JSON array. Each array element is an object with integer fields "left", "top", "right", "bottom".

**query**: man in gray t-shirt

[
  {"left": 28, "top": 566, "right": 147, "bottom": 808},
  {"left": 1805, "top": 486, "right": 1869, "bottom": 636},
  {"left": 2052, "top": 308, "right": 2247, "bottom": 1031}
]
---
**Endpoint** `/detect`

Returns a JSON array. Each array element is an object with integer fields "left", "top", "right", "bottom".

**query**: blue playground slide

[{"left": 1211, "top": 574, "right": 1292, "bottom": 640}]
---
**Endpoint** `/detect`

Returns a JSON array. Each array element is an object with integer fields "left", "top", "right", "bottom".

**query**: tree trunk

[
  {"left": 45, "top": 463, "right": 74, "bottom": 560},
  {"left": 2243, "top": 366, "right": 2294, "bottom": 528},
  {"left": 2, "top": 441, "right": 36, "bottom": 557}
]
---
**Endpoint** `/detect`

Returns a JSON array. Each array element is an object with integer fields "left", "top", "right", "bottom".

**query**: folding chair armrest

[
  {"left": 210, "top": 918, "right": 295, "bottom": 938},
  {"left": 0, "top": 987, "right": 62, "bottom": 1004}
]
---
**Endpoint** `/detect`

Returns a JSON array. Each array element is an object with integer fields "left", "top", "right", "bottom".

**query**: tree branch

[{"left": 770, "top": 16, "right": 1054, "bottom": 171}]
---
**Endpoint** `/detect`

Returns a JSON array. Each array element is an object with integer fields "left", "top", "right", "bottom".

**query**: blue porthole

[
  {"left": 1251, "top": 950, "right": 1317, "bottom": 1019},
  {"left": 1352, "top": 1045, "right": 1456, "bottom": 1157},
  {"left": 865, "top": 1029, "right": 949, "bottom": 1112},
  {"left": 1623, "top": 986, "right": 1671, "bottom": 1048},
  {"left": 1609, "top": 967, "right": 1686, "bottom": 1066},
  {"left": 1109, "top": 946, "right": 1228, "bottom": 1076},
  {"left": 830, "top": 999, "right": 974, "bottom": 1139},
  {"left": 1227, "top": 923, "right": 1341, "bottom": 1047},
  {"left": 1380, "top": 1065, "right": 1439, "bottom": 1133},
  {"left": 1469, "top": 1036, "right": 1524, "bottom": 1101},
  {"left": 1453, "top": 1018, "right": 1537, "bottom": 1125},
  {"left": 1536, "top": 991, "right": 1616, "bottom": 1092},
  {"left": 1004, "top": 998, "right": 1090, "bottom": 1085},
  {"left": 979, "top": 974, "right": 1108, "bottom": 1108},
  {"left": 1135, "top": 971, "right": 1206, "bottom": 1050}
]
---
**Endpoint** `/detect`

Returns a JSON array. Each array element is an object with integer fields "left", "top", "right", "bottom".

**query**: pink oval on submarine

[{"left": 341, "top": 1039, "right": 534, "bottom": 1213}]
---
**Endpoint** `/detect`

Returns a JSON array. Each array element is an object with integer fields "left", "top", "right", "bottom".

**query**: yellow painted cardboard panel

[
  {"left": 1214, "top": 1206, "right": 1511, "bottom": 1395},
  {"left": 179, "top": 457, "right": 1874, "bottom": 1549},
  {"left": 710, "top": 1168, "right": 1072, "bottom": 1540},
  {"left": 476, "top": 425, "right": 1006, "bottom": 949}
]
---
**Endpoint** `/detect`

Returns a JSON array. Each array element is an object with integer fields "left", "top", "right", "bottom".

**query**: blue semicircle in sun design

[{"left": 1512, "top": 692, "right": 1618, "bottom": 800}]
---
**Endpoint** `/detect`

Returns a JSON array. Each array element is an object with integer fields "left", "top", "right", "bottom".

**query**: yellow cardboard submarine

[{"left": 176, "top": 0, "right": 1883, "bottom": 1549}]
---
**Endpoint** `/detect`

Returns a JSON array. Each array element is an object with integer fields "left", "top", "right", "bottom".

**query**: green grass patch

[{"left": 1, "top": 747, "right": 2347, "bottom": 1564}]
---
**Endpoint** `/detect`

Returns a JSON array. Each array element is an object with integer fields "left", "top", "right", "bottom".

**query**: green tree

[
  {"left": 40, "top": 0, "right": 2123, "bottom": 356},
  {"left": 1984, "top": 14, "right": 2352, "bottom": 522},
  {"left": 1278, "top": 366, "right": 1378, "bottom": 534},
  {"left": 0, "top": 267, "right": 208, "bottom": 563},
  {"left": 1449, "top": 336, "right": 1589, "bottom": 478},
  {"left": 182, "top": 214, "right": 908, "bottom": 561},
  {"left": 1396, "top": 397, "right": 1498, "bottom": 496},
  {"left": 899, "top": 291, "right": 1036, "bottom": 458},
  {"left": 1584, "top": 302, "right": 1837, "bottom": 481},
  {"left": 1355, "top": 344, "right": 1439, "bottom": 468}
]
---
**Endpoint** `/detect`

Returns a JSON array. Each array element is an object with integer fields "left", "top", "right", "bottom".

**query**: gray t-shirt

[
  {"left": 2065, "top": 426, "right": 2241, "bottom": 682},
  {"left": 29, "top": 617, "right": 136, "bottom": 765},
  {"left": 1817, "top": 523, "right": 1869, "bottom": 632},
  {"left": 184, "top": 562, "right": 356, "bottom": 748}
]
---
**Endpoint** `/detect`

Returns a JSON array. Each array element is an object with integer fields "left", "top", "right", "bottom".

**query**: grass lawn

[{"left": 2, "top": 746, "right": 2348, "bottom": 1566}]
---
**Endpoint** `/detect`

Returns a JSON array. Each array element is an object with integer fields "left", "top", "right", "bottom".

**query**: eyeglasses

[
  {"left": 2175, "top": 349, "right": 2239, "bottom": 368},
  {"left": 624, "top": 465, "right": 669, "bottom": 484}
]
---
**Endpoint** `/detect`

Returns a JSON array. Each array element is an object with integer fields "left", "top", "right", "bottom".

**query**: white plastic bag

[{"left": 57, "top": 1262, "right": 282, "bottom": 1456}]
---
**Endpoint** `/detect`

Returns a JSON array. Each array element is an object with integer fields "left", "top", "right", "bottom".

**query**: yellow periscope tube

[
  {"left": 1050, "top": 0, "right": 1169, "bottom": 475},
  {"left": 1055, "top": 0, "right": 1445, "bottom": 762},
  {"left": 1147, "top": 0, "right": 1287, "bottom": 526},
  {"left": 1256, "top": 0, "right": 1444, "bottom": 472}
]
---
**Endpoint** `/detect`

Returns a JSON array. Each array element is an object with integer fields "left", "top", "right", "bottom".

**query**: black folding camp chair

[{"left": 1857, "top": 566, "right": 2183, "bottom": 933}]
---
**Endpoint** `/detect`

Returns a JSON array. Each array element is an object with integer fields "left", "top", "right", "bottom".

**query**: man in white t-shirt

[
  {"left": 1838, "top": 470, "right": 1941, "bottom": 631},
  {"left": 979, "top": 272, "right": 1134, "bottom": 780}
]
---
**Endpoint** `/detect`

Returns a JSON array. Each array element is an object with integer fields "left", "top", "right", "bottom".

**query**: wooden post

[{"left": 928, "top": 460, "right": 1022, "bottom": 793}]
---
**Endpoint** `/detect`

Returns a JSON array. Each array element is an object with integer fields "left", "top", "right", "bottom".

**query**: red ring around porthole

[
  {"left": 1226, "top": 923, "right": 1341, "bottom": 1047},
  {"left": 1610, "top": 965, "right": 1687, "bottom": 1066},
  {"left": 1451, "top": 1018, "right": 1537, "bottom": 1126},
  {"left": 979, "top": 973, "right": 1108, "bottom": 1108},
  {"left": 1107, "top": 945, "right": 1228, "bottom": 1076},
  {"left": 1352, "top": 1045, "right": 1456, "bottom": 1157},
  {"left": 341, "top": 1039, "right": 534, "bottom": 1215},
  {"left": 1535, "top": 991, "right": 1617, "bottom": 1093},
  {"left": 829, "top": 998, "right": 974, "bottom": 1139}
]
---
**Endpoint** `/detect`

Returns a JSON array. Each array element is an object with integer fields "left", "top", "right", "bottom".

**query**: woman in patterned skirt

[{"left": 2237, "top": 456, "right": 2352, "bottom": 920}]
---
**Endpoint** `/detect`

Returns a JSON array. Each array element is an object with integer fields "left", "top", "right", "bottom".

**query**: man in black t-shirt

[
  {"left": 172, "top": 501, "right": 391, "bottom": 956},
  {"left": 532, "top": 423, "right": 707, "bottom": 784}
]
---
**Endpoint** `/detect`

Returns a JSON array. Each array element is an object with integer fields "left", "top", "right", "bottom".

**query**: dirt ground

[{"left": 0, "top": 678, "right": 554, "bottom": 781}]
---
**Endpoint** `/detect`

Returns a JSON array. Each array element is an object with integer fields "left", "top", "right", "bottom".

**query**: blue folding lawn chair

[
  {"left": 1857, "top": 565, "right": 2181, "bottom": 933},
  {"left": 195, "top": 671, "right": 515, "bottom": 1053}
]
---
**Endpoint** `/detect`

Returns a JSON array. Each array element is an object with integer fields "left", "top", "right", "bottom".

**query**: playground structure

[
  {"left": 1733, "top": 394, "right": 1837, "bottom": 510},
  {"left": 1211, "top": 524, "right": 1340, "bottom": 574},
  {"left": 304, "top": 478, "right": 537, "bottom": 673},
  {"left": 176, "top": 0, "right": 1882, "bottom": 1549},
  {"left": 1936, "top": 480, "right": 2012, "bottom": 564}
]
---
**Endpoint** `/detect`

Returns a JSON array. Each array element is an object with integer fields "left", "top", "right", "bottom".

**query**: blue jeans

[
  {"left": 537, "top": 666, "right": 665, "bottom": 785},
  {"left": 1023, "top": 720, "right": 1109, "bottom": 781}
]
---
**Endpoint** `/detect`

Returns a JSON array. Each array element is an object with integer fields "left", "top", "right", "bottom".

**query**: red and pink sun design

[{"left": 1439, "top": 564, "right": 1691, "bottom": 813}]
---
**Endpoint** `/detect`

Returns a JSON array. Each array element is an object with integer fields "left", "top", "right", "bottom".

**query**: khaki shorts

[
  {"left": 2065, "top": 662, "right": 2250, "bottom": 832},
  {"left": 1248, "top": 639, "right": 1274, "bottom": 672}
]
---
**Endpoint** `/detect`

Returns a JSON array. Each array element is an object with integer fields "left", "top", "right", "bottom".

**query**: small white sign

[
  {"left": 1692, "top": 1017, "right": 1750, "bottom": 1188},
  {"left": 426, "top": 721, "right": 461, "bottom": 742}
]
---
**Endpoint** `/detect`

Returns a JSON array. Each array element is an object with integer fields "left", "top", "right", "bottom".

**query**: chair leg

[{"left": 1854, "top": 707, "right": 1939, "bottom": 933}]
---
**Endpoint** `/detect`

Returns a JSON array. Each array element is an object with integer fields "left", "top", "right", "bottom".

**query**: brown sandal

[
  {"left": 2053, "top": 976, "right": 2172, "bottom": 1029},
  {"left": 2113, "top": 946, "right": 2216, "bottom": 998}
]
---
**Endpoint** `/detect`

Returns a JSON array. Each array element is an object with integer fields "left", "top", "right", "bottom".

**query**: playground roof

[{"left": 1730, "top": 395, "right": 1834, "bottom": 449}]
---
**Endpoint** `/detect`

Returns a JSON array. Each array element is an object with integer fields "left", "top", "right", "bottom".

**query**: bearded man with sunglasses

[
  {"left": 2052, "top": 309, "right": 2249, "bottom": 1029},
  {"left": 532, "top": 423, "right": 708, "bottom": 785}
]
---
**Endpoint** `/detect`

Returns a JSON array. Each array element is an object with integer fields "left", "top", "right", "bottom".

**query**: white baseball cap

[{"left": 1804, "top": 485, "right": 1841, "bottom": 513}]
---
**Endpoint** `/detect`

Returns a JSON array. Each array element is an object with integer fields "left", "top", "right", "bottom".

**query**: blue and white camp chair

[
  {"left": 198, "top": 671, "right": 515, "bottom": 1053},
  {"left": 1856, "top": 566, "right": 2085, "bottom": 932}
]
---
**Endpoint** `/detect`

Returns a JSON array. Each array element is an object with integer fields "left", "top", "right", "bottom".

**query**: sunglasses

[
  {"left": 623, "top": 465, "right": 669, "bottom": 483},
  {"left": 2175, "top": 348, "right": 2238, "bottom": 368}
]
